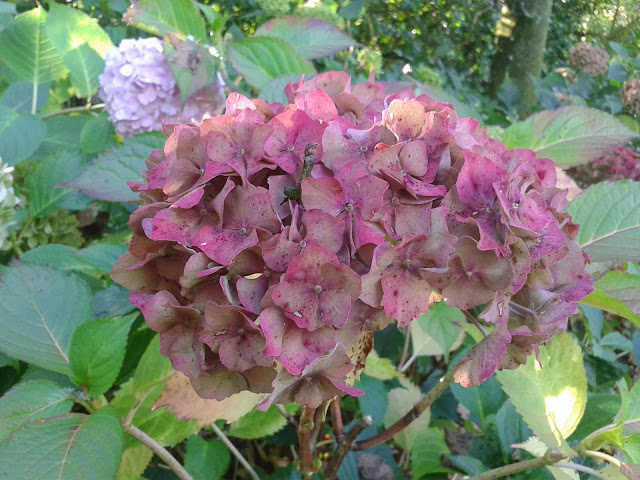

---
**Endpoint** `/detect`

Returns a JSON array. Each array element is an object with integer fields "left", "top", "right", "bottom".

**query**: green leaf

[
  {"left": 496, "top": 400, "right": 532, "bottom": 456},
  {"left": 0, "top": 8, "right": 67, "bottom": 88},
  {"left": 0, "top": 264, "right": 92, "bottom": 374},
  {"left": 93, "top": 284, "right": 137, "bottom": 319},
  {"left": 80, "top": 114, "right": 116, "bottom": 155},
  {"left": 228, "top": 37, "right": 315, "bottom": 90},
  {"left": 0, "top": 407, "right": 123, "bottom": 480},
  {"left": 363, "top": 350, "right": 402, "bottom": 381},
  {"left": 411, "top": 427, "right": 452, "bottom": 477},
  {"left": 116, "top": 443, "right": 153, "bottom": 480},
  {"left": 383, "top": 378, "right": 430, "bottom": 451},
  {"left": 568, "top": 181, "right": 640, "bottom": 262},
  {"left": 254, "top": 16, "right": 354, "bottom": 60},
  {"left": 496, "top": 333, "right": 587, "bottom": 457},
  {"left": 594, "top": 271, "right": 640, "bottom": 316},
  {"left": 584, "top": 353, "right": 630, "bottom": 390},
  {"left": 0, "top": 380, "right": 74, "bottom": 442},
  {"left": 184, "top": 436, "right": 231, "bottom": 480},
  {"left": 411, "top": 300, "right": 464, "bottom": 363},
  {"left": 624, "top": 434, "right": 640, "bottom": 463},
  {"left": 0, "top": 2, "right": 16, "bottom": 32},
  {"left": 63, "top": 43, "right": 104, "bottom": 97},
  {"left": 79, "top": 243, "right": 128, "bottom": 273},
  {"left": 258, "top": 73, "right": 303, "bottom": 104},
  {"left": 0, "top": 82, "right": 49, "bottom": 113},
  {"left": 69, "top": 314, "right": 137, "bottom": 397},
  {"left": 33, "top": 115, "right": 89, "bottom": 160},
  {"left": 132, "top": 335, "right": 172, "bottom": 395},
  {"left": 123, "top": 0, "right": 206, "bottom": 40},
  {"left": 355, "top": 374, "right": 388, "bottom": 429},
  {"left": 445, "top": 455, "right": 489, "bottom": 476},
  {"left": 580, "top": 289, "right": 640, "bottom": 327},
  {"left": 27, "top": 150, "right": 91, "bottom": 218},
  {"left": 514, "top": 437, "right": 579, "bottom": 480},
  {"left": 0, "top": 105, "right": 46, "bottom": 164},
  {"left": 504, "top": 106, "right": 639, "bottom": 167},
  {"left": 64, "top": 132, "right": 166, "bottom": 202},
  {"left": 451, "top": 376, "right": 506, "bottom": 425},
  {"left": 568, "top": 393, "right": 620, "bottom": 442},
  {"left": 229, "top": 404, "right": 299, "bottom": 439},
  {"left": 45, "top": 3, "right": 113, "bottom": 59},
  {"left": 502, "top": 121, "right": 535, "bottom": 149}
]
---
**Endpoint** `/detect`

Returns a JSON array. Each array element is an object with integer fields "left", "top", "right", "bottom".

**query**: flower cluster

[
  {"left": 99, "top": 38, "right": 225, "bottom": 138},
  {"left": 112, "top": 72, "right": 592, "bottom": 408},
  {"left": 569, "top": 146, "right": 640, "bottom": 187},
  {"left": 0, "top": 161, "right": 19, "bottom": 251},
  {"left": 622, "top": 77, "right": 640, "bottom": 116},
  {"left": 568, "top": 41, "right": 610, "bottom": 77}
]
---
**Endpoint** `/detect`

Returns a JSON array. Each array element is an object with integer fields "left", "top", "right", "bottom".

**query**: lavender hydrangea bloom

[{"left": 100, "top": 38, "right": 181, "bottom": 137}]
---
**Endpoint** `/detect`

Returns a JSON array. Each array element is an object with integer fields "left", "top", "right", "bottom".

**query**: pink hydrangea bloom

[{"left": 112, "top": 72, "right": 592, "bottom": 408}]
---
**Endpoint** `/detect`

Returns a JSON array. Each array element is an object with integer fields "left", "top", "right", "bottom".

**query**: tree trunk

[{"left": 487, "top": 0, "right": 553, "bottom": 117}]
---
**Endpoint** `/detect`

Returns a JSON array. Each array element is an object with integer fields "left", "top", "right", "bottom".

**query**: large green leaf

[
  {"left": 229, "top": 404, "right": 298, "bottom": 439},
  {"left": 502, "top": 106, "right": 639, "bottom": 167},
  {"left": 568, "top": 181, "right": 640, "bottom": 262},
  {"left": 116, "top": 443, "right": 153, "bottom": 480},
  {"left": 0, "top": 105, "right": 46, "bottom": 164},
  {"left": 123, "top": 0, "right": 206, "bottom": 40},
  {"left": 594, "top": 271, "right": 640, "bottom": 316},
  {"left": 228, "top": 37, "right": 315, "bottom": 90},
  {"left": 0, "top": 8, "right": 67, "bottom": 93},
  {"left": 0, "top": 264, "right": 92, "bottom": 374},
  {"left": 112, "top": 337, "right": 199, "bottom": 449},
  {"left": 184, "top": 436, "right": 231, "bottom": 480},
  {"left": 27, "top": 149, "right": 91, "bottom": 218},
  {"left": 580, "top": 289, "right": 640, "bottom": 327},
  {"left": 33, "top": 115, "right": 89, "bottom": 160},
  {"left": 0, "top": 407, "right": 123, "bottom": 480},
  {"left": 63, "top": 43, "right": 104, "bottom": 97},
  {"left": 383, "top": 378, "right": 430, "bottom": 451},
  {"left": 45, "top": 3, "right": 113, "bottom": 59},
  {"left": 411, "top": 427, "right": 452, "bottom": 477},
  {"left": 0, "top": 2, "right": 16, "bottom": 32},
  {"left": 254, "top": 16, "right": 354, "bottom": 60},
  {"left": 0, "top": 82, "right": 49, "bottom": 113},
  {"left": 0, "top": 380, "right": 74, "bottom": 442},
  {"left": 64, "top": 132, "right": 166, "bottom": 202},
  {"left": 69, "top": 314, "right": 137, "bottom": 397},
  {"left": 496, "top": 333, "right": 587, "bottom": 457}
]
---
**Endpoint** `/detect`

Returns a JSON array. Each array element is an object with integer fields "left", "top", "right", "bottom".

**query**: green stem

[
  {"left": 467, "top": 453, "right": 564, "bottom": 480},
  {"left": 40, "top": 103, "right": 105, "bottom": 120},
  {"left": 211, "top": 422, "right": 260, "bottom": 480}
]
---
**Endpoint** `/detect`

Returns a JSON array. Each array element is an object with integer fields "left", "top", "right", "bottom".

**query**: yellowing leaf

[
  {"left": 496, "top": 333, "right": 587, "bottom": 457},
  {"left": 383, "top": 378, "right": 429, "bottom": 451},
  {"left": 363, "top": 350, "right": 402, "bottom": 381},
  {"left": 153, "top": 371, "right": 264, "bottom": 426}
]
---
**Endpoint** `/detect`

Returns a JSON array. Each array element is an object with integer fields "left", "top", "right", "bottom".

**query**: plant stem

[
  {"left": 331, "top": 398, "right": 344, "bottom": 440},
  {"left": 354, "top": 368, "right": 456, "bottom": 451},
  {"left": 323, "top": 416, "right": 373, "bottom": 480},
  {"left": 583, "top": 449, "right": 622, "bottom": 467},
  {"left": 40, "top": 103, "right": 105, "bottom": 120},
  {"left": 298, "top": 406, "right": 317, "bottom": 478},
  {"left": 276, "top": 404, "right": 298, "bottom": 428},
  {"left": 211, "top": 422, "right": 260, "bottom": 480},
  {"left": 464, "top": 310, "right": 488, "bottom": 337},
  {"left": 122, "top": 422, "right": 193, "bottom": 480},
  {"left": 554, "top": 462, "right": 606, "bottom": 479},
  {"left": 467, "top": 452, "right": 564, "bottom": 480}
]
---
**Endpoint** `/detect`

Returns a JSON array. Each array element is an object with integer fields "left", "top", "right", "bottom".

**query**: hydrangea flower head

[
  {"left": 113, "top": 72, "right": 592, "bottom": 409},
  {"left": 568, "top": 41, "right": 610, "bottom": 77},
  {"left": 99, "top": 38, "right": 225, "bottom": 138}
]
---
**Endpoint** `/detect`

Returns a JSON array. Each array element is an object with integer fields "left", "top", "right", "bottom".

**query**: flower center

[
  {"left": 359, "top": 145, "right": 368, "bottom": 153},
  {"left": 345, "top": 203, "right": 354, "bottom": 213},
  {"left": 239, "top": 227, "right": 248, "bottom": 235},
  {"left": 403, "top": 260, "right": 412, "bottom": 269},
  {"left": 286, "top": 145, "right": 295, "bottom": 152},
  {"left": 391, "top": 197, "right": 400, "bottom": 206},
  {"left": 299, "top": 239, "right": 307, "bottom": 248},
  {"left": 314, "top": 285, "right": 323, "bottom": 294}
]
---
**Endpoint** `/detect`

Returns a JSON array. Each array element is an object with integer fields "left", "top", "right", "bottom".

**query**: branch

[
  {"left": 354, "top": 368, "right": 456, "bottom": 450},
  {"left": 211, "top": 422, "right": 260, "bottom": 480},
  {"left": 323, "top": 415, "right": 373, "bottom": 480},
  {"left": 467, "top": 452, "right": 564, "bottom": 480},
  {"left": 122, "top": 422, "right": 193, "bottom": 480},
  {"left": 331, "top": 398, "right": 344, "bottom": 440},
  {"left": 298, "top": 406, "right": 317, "bottom": 478},
  {"left": 40, "top": 103, "right": 105, "bottom": 120}
]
